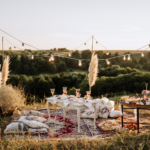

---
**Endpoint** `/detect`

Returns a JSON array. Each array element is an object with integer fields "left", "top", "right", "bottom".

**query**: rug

[{"left": 3, "top": 108, "right": 113, "bottom": 139}]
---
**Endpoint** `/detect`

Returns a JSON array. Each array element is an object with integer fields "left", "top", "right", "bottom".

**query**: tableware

[
  {"left": 50, "top": 89, "right": 55, "bottom": 96},
  {"left": 76, "top": 89, "right": 80, "bottom": 94},
  {"left": 63, "top": 90, "right": 67, "bottom": 96},
  {"left": 86, "top": 91, "right": 91, "bottom": 100},
  {"left": 63, "top": 87, "right": 67, "bottom": 92},
  {"left": 76, "top": 93, "right": 81, "bottom": 99}
]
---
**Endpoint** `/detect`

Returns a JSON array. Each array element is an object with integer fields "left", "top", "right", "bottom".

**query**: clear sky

[{"left": 0, "top": 0, "right": 150, "bottom": 50}]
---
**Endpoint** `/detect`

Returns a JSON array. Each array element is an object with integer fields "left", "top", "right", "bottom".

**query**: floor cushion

[
  {"left": 109, "top": 111, "right": 122, "bottom": 118},
  {"left": 98, "top": 105, "right": 113, "bottom": 118},
  {"left": 28, "top": 128, "right": 48, "bottom": 134},
  {"left": 26, "top": 115, "right": 47, "bottom": 123}
]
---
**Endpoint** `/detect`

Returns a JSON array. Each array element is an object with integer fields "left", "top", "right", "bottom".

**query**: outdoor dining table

[
  {"left": 46, "top": 96, "right": 97, "bottom": 133},
  {"left": 120, "top": 100, "right": 150, "bottom": 133}
]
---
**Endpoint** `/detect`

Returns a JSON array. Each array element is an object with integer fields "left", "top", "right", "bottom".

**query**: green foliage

[{"left": 68, "top": 87, "right": 76, "bottom": 95}]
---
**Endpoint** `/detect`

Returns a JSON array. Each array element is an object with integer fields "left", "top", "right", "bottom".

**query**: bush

[{"left": 0, "top": 85, "right": 25, "bottom": 114}]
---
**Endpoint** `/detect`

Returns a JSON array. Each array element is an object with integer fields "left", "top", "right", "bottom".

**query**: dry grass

[
  {"left": 1, "top": 132, "right": 150, "bottom": 150},
  {"left": 0, "top": 85, "right": 25, "bottom": 114}
]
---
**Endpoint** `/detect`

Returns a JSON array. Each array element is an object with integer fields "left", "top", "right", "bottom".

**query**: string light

[
  {"left": 22, "top": 43, "right": 24, "bottom": 50},
  {"left": 106, "top": 59, "right": 110, "bottom": 65},
  {"left": 96, "top": 41, "right": 98, "bottom": 44},
  {"left": 141, "top": 52, "right": 144, "bottom": 57},
  {"left": 127, "top": 54, "right": 130, "bottom": 60},
  {"left": 51, "top": 54, "right": 54, "bottom": 61},
  {"left": 106, "top": 51, "right": 109, "bottom": 55},
  {"left": 79, "top": 60, "right": 82, "bottom": 66},
  {"left": 49, "top": 56, "right": 52, "bottom": 62},
  {"left": 68, "top": 53, "right": 71, "bottom": 57},
  {"left": 84, "top": 43, "right": 86, "bottom": 46},
  {"left": 31, "top": 55, "right": 34, "bottom": 59},
  {"left": 14, "top": 46, "right": 16, "bottom": 50},
  {"left": 123, "top": 55, "right": 126, "bottom": 60}
]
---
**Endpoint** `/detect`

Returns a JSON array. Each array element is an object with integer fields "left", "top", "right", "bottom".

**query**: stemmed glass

[
  {"left": 50, "top": 89, "right": 55, "bottom": 96},
  {"left": 86, "top": 91, "right": 91, "bottom": 100},
  {"left": 63, "top": 90, "right": 67, "bottom": 96},
  {"left": 76, "top": 89, "right": 80, "bottom": 94},
  {"left": 63, "top": 87, "right": 67, "bottom": 94}
]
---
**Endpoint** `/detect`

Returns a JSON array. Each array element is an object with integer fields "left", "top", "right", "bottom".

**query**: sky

[{"left": 0, "top": 0, "right": 150, "bottom": 50}]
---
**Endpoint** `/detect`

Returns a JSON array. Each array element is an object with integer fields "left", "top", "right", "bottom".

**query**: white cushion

[
  {"left": 109, "top": 111, "right": 122, "bottom": 118},
  {"left": 81, "top": 111, "right": 98, "bottom": 119},
  {"left": 28, "top": 128, "right": 48, "bottom": 134},
  {"left": 26, "top": 115, "right": 47, "bottom": 123},
  {"left": 98, "top": 105, "right": 113, "bottom": 118},
  {"left": 26, "top": 110, "right": 47, "bottom": 117},
  {"left": 106, "top": 100, "right": 114, "bottom": 107},
  {"left": 4, "top": 122, "right": 28, "bottom": 134},
  {"left": 19, "top": 116, "right": 49, "bottom": 129}
]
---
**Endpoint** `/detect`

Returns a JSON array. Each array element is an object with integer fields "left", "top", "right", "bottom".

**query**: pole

[
  {"left": 92, "top": 35, "right": 93, "bottom": 52},
  {"left": 2, "top": 36, "right": 3, "bottom": 65}
]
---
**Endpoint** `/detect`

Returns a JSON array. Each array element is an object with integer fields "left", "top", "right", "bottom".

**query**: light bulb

[
  {"left": 84, "top": 43, "right": 86, "bottom": 46},
  {"left": 127, "top": 54, "right": 130, "bottom": 60},
  {"left": 141, "top": 52, "right": 144, "bottom": 57},
  {"left": 79, "top": 60, "right": 82, "bottom": 66},
  {"left": 106, "top": 59, "right": 110, "bottom": 65},
  {"left": 49, "top": 57, "right": 52, "bottom": 61},
  {"left": 22, "top": 43, "right": 24, "bottom": 50},
  {"left": 96, "top": 41, "right": 98, "bottom": 44},
  {"left": 123, "top": 55, "right": 126, "bottom": 60},
  {"left": 31, "top": 55, "right": 34, "bottom": 59},
  {"left": 106, "top": 51, "right": 109, "bottom": 55},
  {"left": 51, "top": 54, "right": 54, "bottom": 61},
  {"left": 68, "top": 53, "right": 71, "bottom": 57},
  {"left": 14, "top": 46, "right": 16, "bottom": 50}
]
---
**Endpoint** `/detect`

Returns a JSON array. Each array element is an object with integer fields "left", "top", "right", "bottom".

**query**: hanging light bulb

[
  {"left": 49, "top": 56, "right": 52, "bottom": 62},
  {"left": 127, "top": 54, "right": 130, "bottom": 60},
  {"left": 31, "top": 55, "right": 34, "bottom": 59},
  {"left": 123, "top": 55, "right": 126, "bottom": 60},
  {"left": 51, "top": 54, "right": 54, "bottom": 61},
  {"left": 14, "top": 46, "right": 16, "bottom": 50},
  {"left": 96, "top": 41, "right": 98, "bottom": 44},
  {"left": 68, "top": 53, "right": 71, "bottom": 57},
  {"left": 84, "top": 43, "right": 86, "bottom": 46},
  {"left": 141, "top": 52, "right": 144, "bottom": 57},
  {"left": 79, "top": 60, "right": 82, "bottom": 66},
  {"left": 22, "top": 43, "right": 24, "bottom": 50},
  {"left": 106, "top": 59, "right": 110, "bottom": 65},
  {"left": 106, "top": 51, "right": 109, "bottom": 55}
]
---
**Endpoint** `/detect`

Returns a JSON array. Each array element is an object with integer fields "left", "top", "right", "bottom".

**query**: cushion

[
  {"left": 19, "top": 116, "right": 49, "bottom": 129},
  {"left": 81, "top": 111, "right": 98, "bottom": 119},
  {"left": 105, "top": 100, "right": 114, "bottom": 107},
  {"left": 26, "top": 110, "right": 47, "bottom": 117},
  {"left": 109, "top": 111, "right": 122, "bottom": 118},
  {"left": 26, "top": 115, "right": 47, "bottom": 123},
  {"left": 28, "top": 128, "right": 48, "bottom": 134},
  {"left": 98, "top": 105, "right": 113, "bottom": 118},
  {"left": 4, "top": 122, "right": 28, "bottom": 134}
]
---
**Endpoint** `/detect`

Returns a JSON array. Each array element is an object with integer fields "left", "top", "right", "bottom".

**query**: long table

[{"left": 46, "top": 97, "right": 97, "bottom": 133}]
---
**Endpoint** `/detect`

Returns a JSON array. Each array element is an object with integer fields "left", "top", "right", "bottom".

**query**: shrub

[{"left": 0, "top": 85, "right": 25, "bottom": 114}]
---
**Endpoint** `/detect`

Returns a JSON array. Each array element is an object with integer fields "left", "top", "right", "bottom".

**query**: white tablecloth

[{"left": 46, "top": 96, "right": 94, "bottom": 109}]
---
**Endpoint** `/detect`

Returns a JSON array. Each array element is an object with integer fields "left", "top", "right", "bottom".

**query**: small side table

[{"left": 120, "top": 100, "right": 150, "bottom": 133}]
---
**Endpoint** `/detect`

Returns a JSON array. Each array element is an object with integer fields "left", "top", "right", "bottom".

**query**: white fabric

[
  {"left": 81, "top": 111, "right": 98, "bottom": 119},
  {"left": 4, "top": 122, "right": 28, "bottom": 134},
  {"left": 109, "top": 111, "right": 122, "bottom": 118},
  {"left": 19, "top": 116, "right": 49, "bottom": 129},
  {"left": 98, "top": 105, "right": 113, "bottom": 118},
  {"left": 106, "top": 100, "right": 114, "bottom": 107},
  {"left": 28, "top": 128, "right": 48, "bottom": 134},
  {"left": 47, "top": 97, "right": 94, "bottom": 109},
  {"left": 26, "top": 115, "right": 47, "bottom": 123},
  {"left": 26, "top": 110, "right": 47, "bottom": 117}
]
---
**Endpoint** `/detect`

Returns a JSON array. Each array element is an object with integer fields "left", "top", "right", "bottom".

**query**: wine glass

[
  {"left": 63, "top": 90, "right": 67, "bottom": 96},
  {"left": 50, "top": 89, "right": 55, "bottom": 96},
  {"left": 76, "top": 89, "right": 80, "bottom": 94},
  {"left": 76, "top": 93, "right": 81, "bottom": 99},
  {"left": 86, "top": 91, "right": 91, "bottom": 100},
  {"left": 63, "top": 87, "right": 67, "bottom": 93}
]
